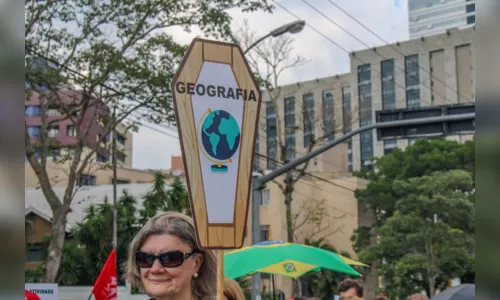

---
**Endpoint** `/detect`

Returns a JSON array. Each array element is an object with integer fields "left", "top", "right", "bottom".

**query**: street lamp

[{"left": 243, "top": 20, "right": 306, "bottom": 54}]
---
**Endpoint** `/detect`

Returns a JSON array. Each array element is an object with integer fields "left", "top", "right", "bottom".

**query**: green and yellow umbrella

[{"left": 224, "top": 240, "right": 367, "bottom": 279}]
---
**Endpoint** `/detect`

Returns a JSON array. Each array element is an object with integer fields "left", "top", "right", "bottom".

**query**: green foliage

[
  {"left": 167, "top": 176, "right": 189, "bottom": 212},
  {"left": 353, "top": 138, "right": 475, "bottom": 299},
  {"left": 139, "top": 173, "right": 170, "bottom": 224},
  {"left": 25, "top": 267, "right": 44, "bottom": 283},
  {"left": 236, "top": 276, "right": 252, "bottom": 300}
]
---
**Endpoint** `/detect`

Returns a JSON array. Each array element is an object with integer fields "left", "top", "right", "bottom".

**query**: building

[
  {"left": 25, "top": 183, "right": 156, "bottom": 269},
  {"left": 348, "top": 27, "right": 475, "bottom": 171},
  {"left": 409, "top": 0, "right": 475, "bottom": 38},
  {"left": 25, "top": 90, "right": 134, "bottom": 167},
  {"left": 24, "top": 160, "right": 173, "bottom": 188},
  {"left": 257, "top": 75, "right": 353, "bottom": 175},
  {"left": 170, "top": 155, "right": 185, "bottom": 175}
]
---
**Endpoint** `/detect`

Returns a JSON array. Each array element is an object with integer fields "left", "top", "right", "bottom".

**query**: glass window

[
  {"left": 77, "top": 174, "right": 96, "bottom": 186},
  {"left": 467, "top": 15, "right": 475, "bottom": 24},
  {"left": 466, "top": 4, "right": 475, "bottom": 13},
  {"left": 347, "top": 141, "right": 353, "bottom": 172},
  {"left": 358, "top": 64, "right": 374, "bottom": 168},
  {"left": 302, "top": 94, "right": 315, "bottom": 148},
  {"left": 381, "top": 59, "right": 396, "bottom": 110},
  {"left": 322, "top": 91, "right": 335, "bottom": 141},
  {"left": 384, "top": 139, "right": 398, "bottom": 155},
  {"left": 342, "top": 87, "right": 351, "bottom": 134},
  {"left": 26, "top": 244, "right": 44, "bottom": 262},
  {"left": 48, "top": 126, "right": 59, "bottom": 137},
  {"left": 67, "top": 125, "right": 76, "bottom": 137},
  {"left": 112, "top": 179, "right": 131, "bottom": 185},
  {"left": 284, "top": 97, "right": 296, "bottom": 161},
  {"left": 25, "top": 106, "right": 41, "bottom": 117},
  {"left": 405, "top": 55, "right": 421, "bottom": 108},
  {"left": 116, "top": 133, "right": 126, "bottom": 144},
  {"left": 27, "top": 126, "right": 41, "bottom": 137},
  {"left": 266, "top": 102, "right": 277, "bottom": 170}
]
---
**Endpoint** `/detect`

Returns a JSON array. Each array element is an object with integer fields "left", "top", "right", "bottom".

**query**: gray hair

[{"left": 123, "top": 211, "right": 217, "bottom": 299}]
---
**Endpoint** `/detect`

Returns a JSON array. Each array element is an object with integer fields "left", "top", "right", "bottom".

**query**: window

[
  {"left": 48, "top": 126, "right": 59, "bottom": 137},
  {"left": 347, "top": 141, "right": 353, "bottom": 172},
  {"left": 112, "top": 179, "right": 131, "bottom": 185},
  {"left": 46, "top": 106, "right": 60, "bottom": 116},
  {"left": 467, "top": 15, "right": 475, "bottom": 24},
  {"left": 266, "top": 102, "right": 277, "bottom": 170},
  {"left": 342, "top": 87, "right": 352, "bottom": 134},
  {"left": 260, "top": 225, "right": 270, "bottom": 241},
  {"left": 322, "top": 91, "right": 335, "bottom": 141},
  {"left": 384, "top": 139, "right": 398, "bottom": 155},
  {"left": 381, "top": 59, "right": 396, "bottom": 110},
  {"left": 116, "top": 133, "right": 126, "bottom": 144},
  {"left": 358, "top": 64, "right": 373, "bottom": 169},
  {"left": 261, "top": 189, "right": 270, "bottom": 206},
  {"left": 96, "top": 153, "right": 108, "bottom": 163},
  {"left": 26, "top": 244, "right": 44, "bottom": 263},
  {"left": 466, "top": 4, "right": 475, "bottom": 13},
  {"left": 408, "top": 137, "right": 418, "bottom": 146},
  {"left": 116, "top": 151, "right": 126, "bottom": 163},
  {"left": 77, "top": 174, "right": 96, "bottom": 186},
  {"left": 67, "top": 125, "right": 76, "bottom": 137},
  {"left": 27, "top": 126, "right": 41, "bottom": 137},
  {"left": 284, "top": 97, "right": 296, "bottom": 161},
  {"left": 303, "top": 93, "right": 315, "bottom": 148},
  {"left": 49, "top": 148, "right": 60, "bottom": 159},
  {"left": 25, "top": 106, "right": 41, "bottom": 117},
  {"left": 405, "top": 55, "right": 421, "bottom": 108}
]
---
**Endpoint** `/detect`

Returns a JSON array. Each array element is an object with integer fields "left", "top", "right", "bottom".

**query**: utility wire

[
  {"left": 299, "top": 0, "right": 463, "bottom": 107},
  {"left": 325, "top": 0, "right": 469, "bottom": 101},
  {"left": 272, "top": 0, "right": 464, "bottom": 108}
]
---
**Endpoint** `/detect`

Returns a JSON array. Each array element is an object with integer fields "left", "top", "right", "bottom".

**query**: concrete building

[
  {"left": 24, "top": 160, "right": 174, "bottom": 188},
  {"left": 25, "top": 90, "right": 133, "bottom": 168},
  {"left": 409, "top": 0, "right": 475, "bottom": 39},
  {"left": 348, "top": 27, "right": 475, "bottom": 171},
  {"left": 256, "top": 75, "right": 353, "bottom": 175}
]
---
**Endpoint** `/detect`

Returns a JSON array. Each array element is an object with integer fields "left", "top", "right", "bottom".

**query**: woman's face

[{"left": 139, "top": 234, "right": 202, "bottom": 299}]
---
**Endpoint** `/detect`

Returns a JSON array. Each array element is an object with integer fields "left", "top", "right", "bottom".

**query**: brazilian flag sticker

[{"left": 283, "top": 263, "right": 297, "bottom": 273}]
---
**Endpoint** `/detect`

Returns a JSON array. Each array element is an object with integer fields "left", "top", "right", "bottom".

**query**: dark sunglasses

[{"left": 135, "top": 250, "right": 200, "bottom": 268}]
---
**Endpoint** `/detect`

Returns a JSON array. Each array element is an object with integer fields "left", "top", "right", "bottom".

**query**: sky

[{"left": 132, "top": 0, "right": 410, "bottom": 170}]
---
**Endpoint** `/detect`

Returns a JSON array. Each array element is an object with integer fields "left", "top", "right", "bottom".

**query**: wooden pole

[{"left": 217, "top": 250, "right": 224, "bottom": 300}]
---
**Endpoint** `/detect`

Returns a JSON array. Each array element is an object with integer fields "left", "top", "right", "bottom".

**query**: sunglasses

[{"left": 135, "top": 250, "right": 200, "bottom": 268}]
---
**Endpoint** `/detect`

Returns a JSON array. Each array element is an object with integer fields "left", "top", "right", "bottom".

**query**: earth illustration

[{"left": 201, "top": 110, "right": 240, "bottom": 161}]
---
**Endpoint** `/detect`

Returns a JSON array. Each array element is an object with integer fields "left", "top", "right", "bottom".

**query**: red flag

[
  {"left": 92, "top": 249, "right": 118, "bottom": 300},
  {"left": 25, "top": 290, "right": 41, "bottom": 300}
]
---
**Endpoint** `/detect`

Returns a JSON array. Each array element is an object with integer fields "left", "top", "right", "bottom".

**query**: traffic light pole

[{"left": 250, "top": 112, "right": 474, "bottom": 299}]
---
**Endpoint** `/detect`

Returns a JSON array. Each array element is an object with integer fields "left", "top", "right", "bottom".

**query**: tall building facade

[
  {"left": 409, "top": 0, "right": 475, "bottom": 38},
  {"left": 25, "top": 90, "right": 133, "bottom": 168},
  {"left": 257, "top": 75, "right": 353, "bottom": 176},
  {"left": 349, "top": 27, "right": 475, "bottom": 171}
]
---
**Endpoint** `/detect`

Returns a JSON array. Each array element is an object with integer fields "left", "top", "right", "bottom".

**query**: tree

[
  {"left": 139, "top": 172, "right": 170, "bottom": 224},
  {"left": 25, "top": 0, "right": 274, "bottom": 281},
  {"left": 352, "top": 138, "right": 475, "bottom": 299},
  {"left": 167, "top": 176, "right": 189, "bottom": 213}
]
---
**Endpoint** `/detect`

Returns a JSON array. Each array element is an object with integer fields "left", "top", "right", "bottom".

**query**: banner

[{"left": 25, "top": 283, "right": 58, "bottom": 300}]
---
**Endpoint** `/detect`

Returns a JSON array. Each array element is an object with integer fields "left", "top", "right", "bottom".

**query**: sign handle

[{"left": 217, "top": 250, "right": 224, "bottom": 300}]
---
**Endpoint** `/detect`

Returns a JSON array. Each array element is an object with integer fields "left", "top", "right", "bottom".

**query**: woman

[
  {"left": 124, "top": 211, "right": 217, "bottom": 300},
  {"left": 223, "top": 277, "right": 245, "bottom": 300}
]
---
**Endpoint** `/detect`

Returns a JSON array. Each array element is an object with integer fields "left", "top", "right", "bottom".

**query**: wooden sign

[{"left": 171, "top": 38, "right": 262, "bottom": 249}]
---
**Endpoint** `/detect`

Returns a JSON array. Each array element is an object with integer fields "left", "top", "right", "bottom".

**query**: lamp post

[
  {"left": 243, "top": 20, "right": 306, "bottom": 54},
  {"left": 247, "top": 20, "right": 305, "bottom": 300}
]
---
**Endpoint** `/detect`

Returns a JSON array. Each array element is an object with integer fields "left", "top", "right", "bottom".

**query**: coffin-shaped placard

[{"left": 171, "top": 38, "right": 262, "bottom": 249}]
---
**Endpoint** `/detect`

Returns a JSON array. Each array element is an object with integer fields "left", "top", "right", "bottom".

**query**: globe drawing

[{"left": 200, "top": 109, "right": 240, "bottom": 172}]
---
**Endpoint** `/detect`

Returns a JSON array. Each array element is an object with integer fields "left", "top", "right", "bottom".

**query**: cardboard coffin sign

[{"left": 171, "top": 38, "right": 262, "bottom": 249}]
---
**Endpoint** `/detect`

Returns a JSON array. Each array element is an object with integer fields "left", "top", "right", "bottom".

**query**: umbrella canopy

[
  {"left": 25, "top": 290, "right": 41, "bottom": 300},
  {"left": 430, "top": 284, "right": 475, "bottom": 300},
  {"left": 224, "top": 240, "right": 362, "bottom": 279}
]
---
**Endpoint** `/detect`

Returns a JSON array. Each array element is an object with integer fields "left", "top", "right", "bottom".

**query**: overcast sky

[{"left": 132, "top": 0, "right": 409, "bottom": 170}]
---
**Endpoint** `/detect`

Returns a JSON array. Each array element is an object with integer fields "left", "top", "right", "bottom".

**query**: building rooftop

[{"left": 25, "top": 183, "right": 163, "bottom": 231}]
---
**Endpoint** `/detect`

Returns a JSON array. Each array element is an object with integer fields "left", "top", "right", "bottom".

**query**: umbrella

[
  {"left": 224, "top": 240, "right": 363, "bottom": 279},
  {"left": 430, "top": 284, "right": 475, "bottom": 300},
  {"left": 25, "top": 290, "right": 41, "bottom": 300}
]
